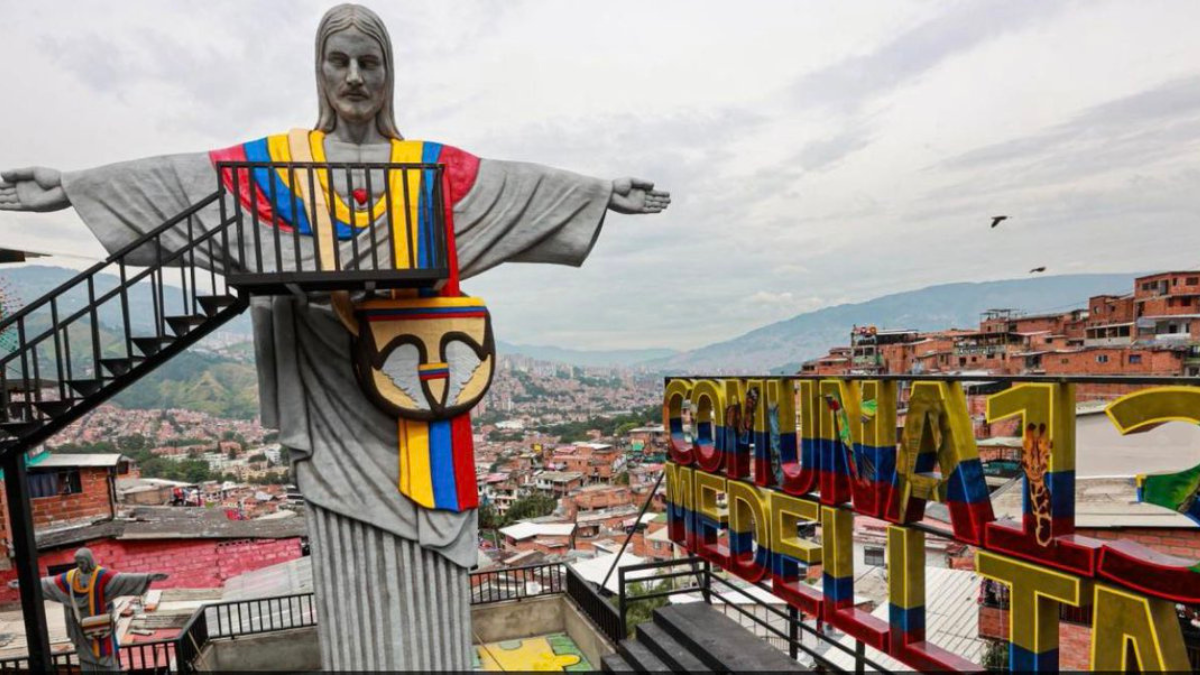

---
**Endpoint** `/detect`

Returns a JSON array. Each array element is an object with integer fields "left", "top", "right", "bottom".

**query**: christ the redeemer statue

[{"left": 0, "top": 4, "right": 669, "bottom": 671}]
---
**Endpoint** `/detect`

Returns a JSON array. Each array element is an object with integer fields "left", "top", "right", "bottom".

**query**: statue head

[
  {"left": 74, "top": 547, "right": 96, "bottom": 574},
  {"left": 315, "top": 4, "right": 403, "bottom": 140}
]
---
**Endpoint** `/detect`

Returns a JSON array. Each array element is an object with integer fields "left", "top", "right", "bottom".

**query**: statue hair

[{"left": 314, "top": 4, "right": 404, "bottom": 140}]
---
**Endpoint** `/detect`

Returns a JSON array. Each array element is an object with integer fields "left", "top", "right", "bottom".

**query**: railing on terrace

[
  {"left": 0, "top": 592, "right": 317, "bottom": 674},
  {"left": 614, "top": 556, "right": 889, "bottom": 674},
  {"left": 469, "top": 561, "right": 565, "bottom": 604}
]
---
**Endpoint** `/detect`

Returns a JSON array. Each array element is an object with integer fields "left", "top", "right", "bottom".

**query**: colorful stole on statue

[
  {"left": 55, "top": 567, "right": 116, "bottom": 658},
  {"left": 211, "top": 131, "right": 484, "bottom": 513}
]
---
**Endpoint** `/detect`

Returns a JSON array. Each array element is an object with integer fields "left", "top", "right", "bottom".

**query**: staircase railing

[
  {"left": 0, "top": 161, "right": 454, "bottom": 673},
  {"left": 0, "top": 161, "right": 450, "bottom": 457},
  {"left": 0, "top": 192, "right": 244, "bottom": 456}
]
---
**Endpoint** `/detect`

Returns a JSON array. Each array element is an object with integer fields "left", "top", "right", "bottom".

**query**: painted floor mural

[{"left": 475, "top": 632, "right": 594, "bottom": 671}]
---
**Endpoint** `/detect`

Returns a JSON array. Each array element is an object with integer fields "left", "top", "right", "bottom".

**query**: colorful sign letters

[{"left": 663, "top": 378, "right": 1194, "bottom": 672}]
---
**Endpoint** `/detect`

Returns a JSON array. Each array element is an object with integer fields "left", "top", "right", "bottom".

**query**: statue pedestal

[{"left": 306, "top": 504, "right": 472, "bottom": 670}]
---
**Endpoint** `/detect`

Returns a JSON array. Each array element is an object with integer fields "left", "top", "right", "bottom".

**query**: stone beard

[{"left": 62, "top": 134, "right": 612, "bottom": 669}]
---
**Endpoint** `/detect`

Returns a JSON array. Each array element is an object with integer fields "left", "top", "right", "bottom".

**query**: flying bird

[
  {"left": 1029, "top": 266, "right": 1047, "bottom": 274},
  {"left": 990, "top": 215, "right": 1008, "bottom": 228}
]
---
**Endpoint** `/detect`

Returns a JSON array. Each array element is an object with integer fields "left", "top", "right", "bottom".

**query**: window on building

[
  {"left": 28, "top": 468, "right": 82, "bottom": 499},
  {"left": 1096, "top": 354, "right": 1109, "bottom": 364},
  {"left": 1129, "top": 354, "right": 1143, "bottom": 364},
  {"left": 864, "top": 546, "right": 885, "bottom": 567},
  {"left": 1061, "top": 358, "right": 1069, "bottom": 364},
  {"left": 1119, "top": 326, "right": 1131, "bottom": 337},
  {"left": 1189, "top": 277, "right": 1199, "bottom": 286}
]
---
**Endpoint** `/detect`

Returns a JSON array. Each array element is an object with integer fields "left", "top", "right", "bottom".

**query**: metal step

[
  {"left": 66, "top": 378, "right": 107, "bottom": 397},
  {"left": 5, "top": 402, "right": 36, "bottom": 421},
  {"left": 100, "top": 357, "right": 144, "bottom": 377},
  {"left": 34, "top": 399, "right": 76, "bottom": 417},
  {"left": 0, "top": 420, "right": 40, "bottom": 439},
  {"left": 653, "top": 603, "right": 807, "bottom": 672},
  {"left": 601, "top": 653, "right": 637, "bottom": 673},
  {"left": 132, "top": 336, "right": 175, "bottom": 356},
  {"left": 636, "top": 623, "right": 712, "bottom": 673},
  {"left": 618, "top": 637, "right": 672, "bottom": 672},
  {"left": 165, "top": 314, "right": 208, "bottom": 337},
  {"left": 196, "top": 294, "right": 238, "bottom": 317}
]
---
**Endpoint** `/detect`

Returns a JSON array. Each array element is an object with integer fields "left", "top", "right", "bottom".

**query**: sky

[{"left": 1, "top": 0, "right": 1199, "bottom": 351}]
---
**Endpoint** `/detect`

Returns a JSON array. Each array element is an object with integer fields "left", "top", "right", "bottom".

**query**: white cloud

[{"left": 2, "top": 0, "right": 1200, "bottom": 350}]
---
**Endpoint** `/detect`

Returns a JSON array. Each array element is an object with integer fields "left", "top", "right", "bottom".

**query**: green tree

[
  {"left": 478, "top": 502, "right": 502, "bottom": 530},
  {"left": 501, "top": 493, "right": 558, "bottom": 526},
  {"left": 117, "top": 434, "right": 146, "bottom": 452},
  {"left": 614, "top": 579, "right": 673, "bottom": 635}
]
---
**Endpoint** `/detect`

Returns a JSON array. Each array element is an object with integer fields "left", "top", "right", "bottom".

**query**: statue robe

[
  {"left": 41, "top": 568, "right": 155, "bottom": 671},
  {"left": 60, "top": 136, "right": 612, "bottom": 568}
]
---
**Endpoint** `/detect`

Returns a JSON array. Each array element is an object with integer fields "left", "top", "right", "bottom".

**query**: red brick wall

[
  {"left": 1088, "top": 295, "right": 1136, "bottom": 326},
  {"left": 0, "top": 537, "right": 303, "bottom": 605},
  {"left": 979, "top": 606, "right": 1092, "bottom": 671},
  {"left": 29, "top": 468, "right": 113, "bottom": 529},
  {"left": 1041, "top": 348, "right": 1182, "bottom": 377},
  {"left": 1079, "top": 527, "right": 1200, "bottom": 559}
]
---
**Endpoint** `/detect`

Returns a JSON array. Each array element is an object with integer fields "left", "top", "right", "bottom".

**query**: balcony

[{"left": 213, "top": 161, "right": 451, "bottom": 295}]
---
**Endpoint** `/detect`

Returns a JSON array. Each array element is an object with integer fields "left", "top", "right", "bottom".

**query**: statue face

[
  {"left": 75, "top": 551, "right": 94, "bottom": 574},
  {"left": 321, "top": 27, "right": 388, "bottom": 127}
]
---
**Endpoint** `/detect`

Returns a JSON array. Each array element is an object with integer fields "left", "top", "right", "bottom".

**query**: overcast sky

[{"left": 2, "top": 0, "right": 1199, "bottom": 350}]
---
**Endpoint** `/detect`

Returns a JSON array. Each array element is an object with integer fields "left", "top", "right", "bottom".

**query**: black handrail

[
  {"left": 0, "top": 194, "right": 221, "bottom": 335},
  {"left": 469, "top": 561, "right": 565, "bottom": 604},
  {"left": 610, "top": 556, "right": 900, "bottom": 674},
  {"left": 566, "top": 565, "right": 625, "bottom": 643}
]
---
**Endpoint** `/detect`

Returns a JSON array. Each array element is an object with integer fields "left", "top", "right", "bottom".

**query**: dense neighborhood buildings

[{"left": 804, "top": 271, "right": 1200, "bottom": 382}]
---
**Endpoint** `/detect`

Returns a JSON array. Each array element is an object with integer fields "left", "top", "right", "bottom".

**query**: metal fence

[
  {"left": 468, "top": 561, "right": 565, "bottom": 604},
  {"left": 215, "top": 161, "right": 450, "bottom": 294}
]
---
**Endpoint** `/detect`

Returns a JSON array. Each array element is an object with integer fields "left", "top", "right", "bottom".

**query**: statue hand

[
  {"left": 0, "top": 167, "right": 69, "bottom": 212},
  {"left": 609, "top": 177, "right": 670, "bottom": 215},
  {"left": 149, "top": 573, "right": 169, "bottom": 582}
]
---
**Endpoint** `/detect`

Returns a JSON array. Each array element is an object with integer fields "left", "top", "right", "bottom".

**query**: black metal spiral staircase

[
  {"left": 0, "top": 192, "right": 246, "bottom": 454},
  {"left": 0, "top": 161, "right": 448, "bottom": 458}
]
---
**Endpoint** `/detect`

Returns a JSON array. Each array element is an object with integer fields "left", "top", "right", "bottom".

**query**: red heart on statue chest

[{"left": 352, "top": 188, "right": 368, "bottom": 205}]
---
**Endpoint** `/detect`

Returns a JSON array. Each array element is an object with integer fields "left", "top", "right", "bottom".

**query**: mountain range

[
  {"left": 1, "top": 266, "right": 1142, "bottom": 377},
  {"left": 643, "top": 273, "right": 1139, "bottom": 373}
]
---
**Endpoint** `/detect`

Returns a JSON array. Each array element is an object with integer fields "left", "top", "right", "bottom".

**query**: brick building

[
  {"left": 801, "top": 270, "right": 1200, "bottom": 381},
  {"left": 0, "top": 452, "right": 305, "bottom": 609},
  {"left": 563, "top": 485, "right": 633, "bottom": 518}
]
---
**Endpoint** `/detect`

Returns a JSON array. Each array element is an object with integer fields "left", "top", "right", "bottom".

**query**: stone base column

[{"left": 306, "top": 503, "right": 472, "bottom": 671}]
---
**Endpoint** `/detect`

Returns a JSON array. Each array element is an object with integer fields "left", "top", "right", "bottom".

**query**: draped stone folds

[{"left": 306, "top": 503, "right": 472, "bottom": 671}]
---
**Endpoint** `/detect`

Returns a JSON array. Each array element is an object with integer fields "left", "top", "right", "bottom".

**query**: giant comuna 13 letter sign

[{"left": 663, "top": 378, "right": 1194, "bottom": 672}]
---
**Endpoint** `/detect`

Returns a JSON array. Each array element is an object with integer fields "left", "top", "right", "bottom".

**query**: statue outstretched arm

[{"left": 0, "top": 167, "right": 70, "bottom": 212}]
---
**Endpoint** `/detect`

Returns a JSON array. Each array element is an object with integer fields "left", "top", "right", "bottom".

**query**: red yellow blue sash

[
  {"left": 210, "top": 132, "right": 482, "bottom": 513},
  {"left": 56, "top": 567, "right": 116, "bottom": 658}
]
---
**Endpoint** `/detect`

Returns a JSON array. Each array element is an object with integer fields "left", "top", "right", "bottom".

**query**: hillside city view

[{"left": 3, "top": 3, "right": 1200, "bottom": 673}]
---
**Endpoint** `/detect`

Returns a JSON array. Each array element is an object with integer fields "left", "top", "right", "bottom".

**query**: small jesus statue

[{"left": 38, "top": 548, "right": 168, "bottom": 673}]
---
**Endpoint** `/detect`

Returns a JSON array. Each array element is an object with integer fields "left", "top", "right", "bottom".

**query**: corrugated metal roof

[
  {"left": 33, "top": 453, "right": 127, "bottom": 468},
  {"left": 817, "top": 567, "right": 986, "bottom": 672},
  {"left": 498, "top": 521, "right": 576, "bottom": 540}
]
